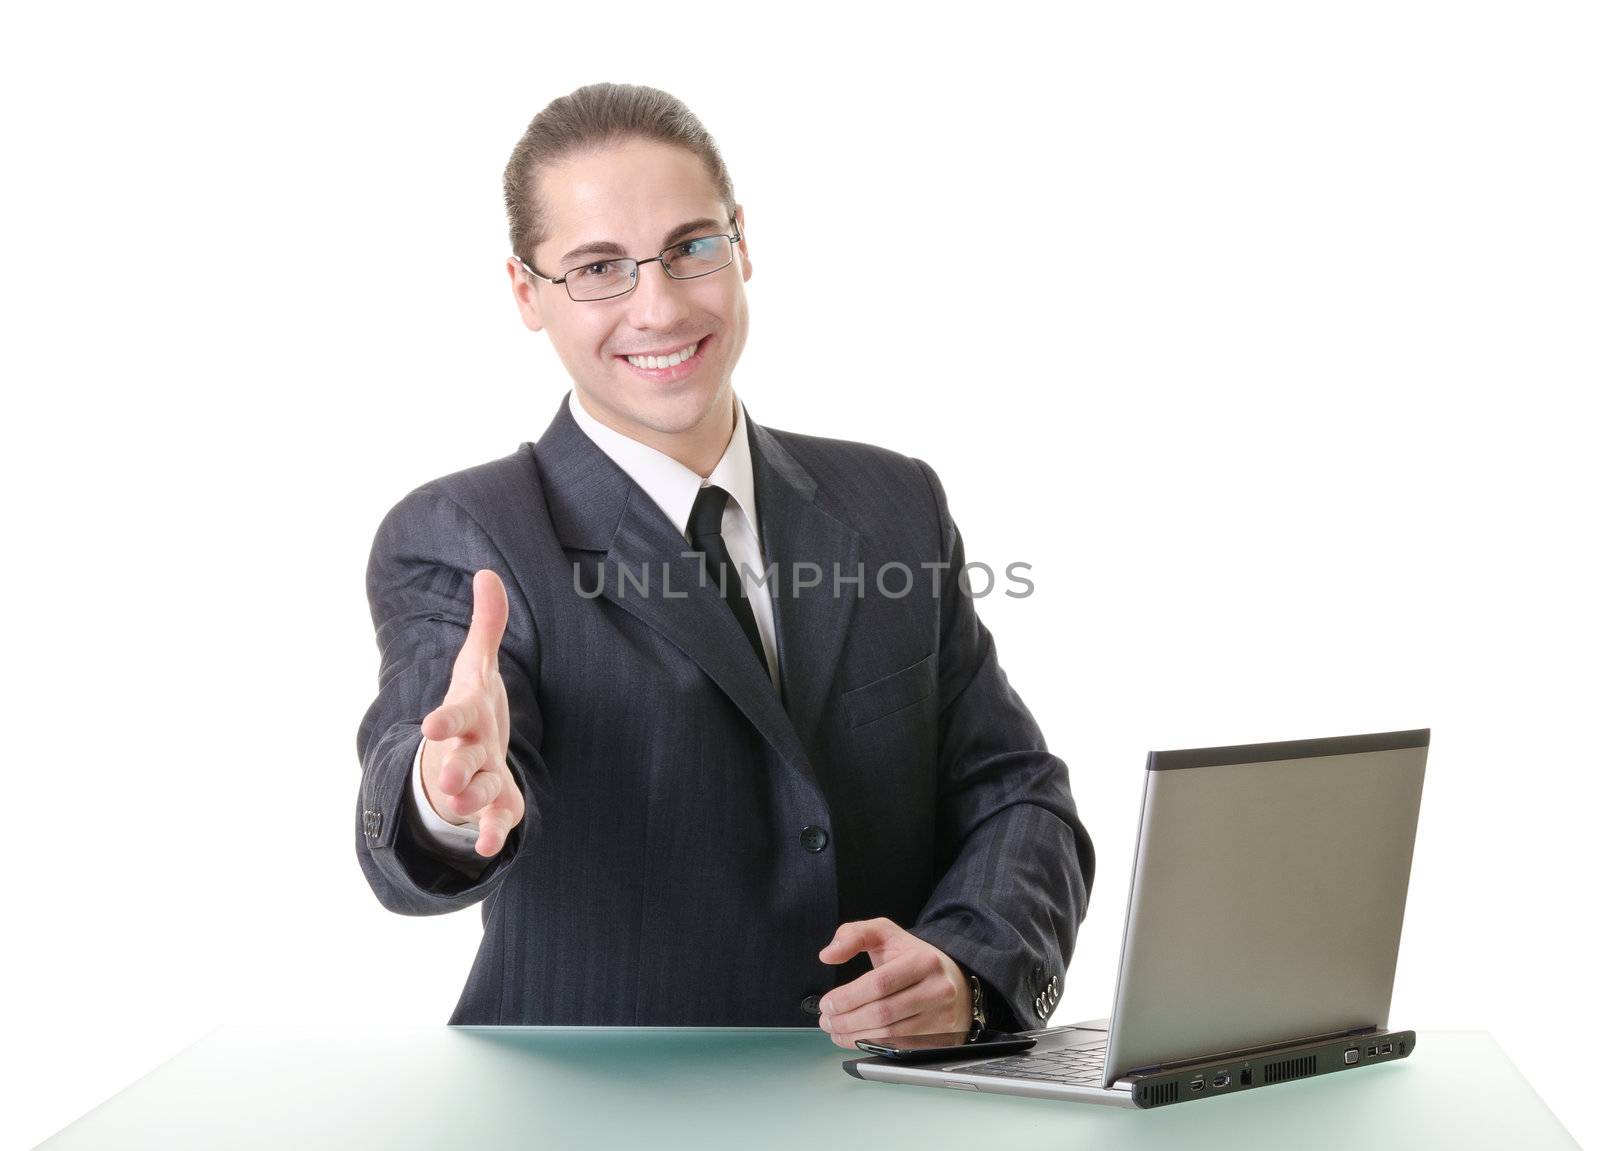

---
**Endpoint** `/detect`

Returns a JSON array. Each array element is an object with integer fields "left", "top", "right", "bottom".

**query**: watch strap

[{"left": 965, "top": 968, "right": 988, "bottom": 1033}]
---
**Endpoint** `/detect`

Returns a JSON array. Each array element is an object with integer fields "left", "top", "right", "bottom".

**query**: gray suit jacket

[{"left": 355, "top": 394, "right": 1095, "bottom": 1029}]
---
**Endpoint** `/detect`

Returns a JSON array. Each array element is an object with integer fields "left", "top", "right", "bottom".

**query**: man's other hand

[
  {"left": 816, "top": 917, "right": 972, "bottom": 1049},
  {"left": 419, "top": 569, "right": 524, "bottom": 857}
]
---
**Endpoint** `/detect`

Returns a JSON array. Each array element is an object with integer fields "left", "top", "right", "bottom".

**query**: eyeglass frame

[{"left": 515, "top": 218, "right": 744, "bottom": 302}]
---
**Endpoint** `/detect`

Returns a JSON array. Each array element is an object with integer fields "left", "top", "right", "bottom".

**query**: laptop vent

[
  {"left": 1263, "top": 1054, "right": 1318, "bottom": 1084},
  {"left": 1139, "top": 1081, "right": 1181, "bottom": 1108}
]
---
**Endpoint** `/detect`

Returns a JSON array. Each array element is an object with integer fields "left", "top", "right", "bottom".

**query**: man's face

[{"left": 508, "top": 138, "right": 752, "bottom": 442}]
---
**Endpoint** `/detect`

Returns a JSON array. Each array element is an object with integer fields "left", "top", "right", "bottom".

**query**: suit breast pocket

[{"left": 840, "top": 651, "right": 937, "bottom": 729}]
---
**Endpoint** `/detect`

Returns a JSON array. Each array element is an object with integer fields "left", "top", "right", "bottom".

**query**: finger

[
  {"left": 468, "top": 762, "right": 524, "bottom": 856},
  {"left": 476, "top": 806, "right": 521, "bottom": 858},
  {"left": 503, "top": 771, "right": 525, "bottom": 822},
  {"left": 825, "top": 972, "right": 944, "bottom": 1038},
  {"left": 447, "top": 769, "right": 502, "bottom": 818},
  {"left": 457, "top": 569, "right": 509, "bottom": 684},
  {"left": 474, "top": 797, "right": 521, "bottom": 857},
  {"left": 421, "top": 697, "right": 479, "bottom": 742},
  {"left": 819, "top": 916, "right": 897, "bottom": 963},
  {"left": 820, "top": 951, "right": 927, "bottom": 1019},
  {"left": 437, "top": 742, "right": 490, "bottom": 796},
  {"left": 475, "top": 809, "right": 507, "bottom": 857}
]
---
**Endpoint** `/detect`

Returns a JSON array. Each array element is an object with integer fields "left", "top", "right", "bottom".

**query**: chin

[{"left": 620, "top": 379, "right": 726, "bottom": 434}]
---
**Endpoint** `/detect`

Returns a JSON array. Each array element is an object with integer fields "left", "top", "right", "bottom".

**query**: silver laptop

[{"left": 843, "top": 728, "right": 1429, "bottom": 1108}]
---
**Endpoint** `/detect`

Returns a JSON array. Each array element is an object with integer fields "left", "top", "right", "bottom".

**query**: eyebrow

[{"left": 558, "top": 217, "right": 726, "bottom": 266}]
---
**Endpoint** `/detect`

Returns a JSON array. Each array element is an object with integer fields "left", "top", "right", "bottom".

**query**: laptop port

[
  {"left": 1189, "top": 1075, "right": 1205, "bottom": 1092},
  {"left": 1379, "top": 1043, "right": 1393, "bottom": 1055},
  {"left": 1213, "top": 1071, "right": 1231, "bottom": 1088},
  {"left": 1240, "top": 1067, "right": 1253, "bottom": 1086},
  {"left": 1367, "top": 1045, "right": 1379, "bottom": 1057}
]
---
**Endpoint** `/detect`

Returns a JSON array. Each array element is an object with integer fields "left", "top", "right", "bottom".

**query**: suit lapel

[
  {"left": 745, "top": 409, "right": 862, "bottom": 758},
  {"left": 534, "top": 394, "right": 858, "bottom": 778}
]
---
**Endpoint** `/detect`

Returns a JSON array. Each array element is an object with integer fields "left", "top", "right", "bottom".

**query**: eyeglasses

[{"left": 517, "top": 220, "right": 743, "bottom": 302}]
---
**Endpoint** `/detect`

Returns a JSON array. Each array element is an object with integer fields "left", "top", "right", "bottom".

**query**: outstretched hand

[{"left": 419, "top": 569, "right": 524, "bottom": 857}]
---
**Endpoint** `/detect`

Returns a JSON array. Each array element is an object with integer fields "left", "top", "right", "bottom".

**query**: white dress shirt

[{"left": 407, "top": 389, "right": 779, "bottom": 865}]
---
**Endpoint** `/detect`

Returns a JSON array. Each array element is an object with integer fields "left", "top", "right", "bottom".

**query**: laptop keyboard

[{"left": 960, "top": 1037, "right": 1109, "bottom": 1086}]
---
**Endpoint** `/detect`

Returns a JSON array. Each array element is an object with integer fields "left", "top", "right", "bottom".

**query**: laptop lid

[{"left": 1101, "top": 728, "right": 1429, "bottom": 1087}]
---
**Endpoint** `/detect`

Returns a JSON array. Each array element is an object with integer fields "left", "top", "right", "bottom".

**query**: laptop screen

[{"left": 1102, "top": 729, "right": 1429, "bottom": 1084}]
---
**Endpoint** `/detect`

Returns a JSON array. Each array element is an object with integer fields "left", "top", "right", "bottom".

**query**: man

[{"left": 355, "top": 83, "right": 1094, "bottom": 1048}]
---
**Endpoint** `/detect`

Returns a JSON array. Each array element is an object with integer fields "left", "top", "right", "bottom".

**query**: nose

[{"left": 623, "top": 259, "right": 691, "bottom": 331}]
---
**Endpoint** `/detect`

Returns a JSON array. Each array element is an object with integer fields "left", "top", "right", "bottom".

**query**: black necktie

[{"left": 687, "top": 483, "right": 771, "bottom": 678}]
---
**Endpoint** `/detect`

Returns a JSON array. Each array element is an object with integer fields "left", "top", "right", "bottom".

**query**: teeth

[{"left": 627, "top": 341, "right": 698, "bottom": 370}]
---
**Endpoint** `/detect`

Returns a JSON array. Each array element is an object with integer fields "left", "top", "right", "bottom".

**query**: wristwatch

[{"left": 963, "top": 966, "right": 988, "bottom": 1034}]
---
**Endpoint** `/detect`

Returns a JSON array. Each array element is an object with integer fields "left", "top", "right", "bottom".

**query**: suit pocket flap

[{"left": 842, "top": 651, "right": 937, "bottom": 729}]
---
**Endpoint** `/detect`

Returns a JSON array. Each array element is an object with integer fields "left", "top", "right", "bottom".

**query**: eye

[
  {"left": 676, "top": 238, "right": 711, "bottom": 257},
  {"left": 579, "top": 261, "right": 614, "bottom": 277}
]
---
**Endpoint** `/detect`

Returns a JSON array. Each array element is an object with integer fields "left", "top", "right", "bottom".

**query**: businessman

[{"left": 356, "top": 83, "right": 1094, "bottom": 1048}]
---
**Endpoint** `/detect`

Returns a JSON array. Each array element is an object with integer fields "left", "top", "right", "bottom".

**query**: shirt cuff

[{"left": 408, "top": 735, "right": 486, "bottom": 859}]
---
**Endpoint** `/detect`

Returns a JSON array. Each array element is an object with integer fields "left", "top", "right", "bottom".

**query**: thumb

[{"left": 459, "top": 569, "right": 509, "bottom": 682}]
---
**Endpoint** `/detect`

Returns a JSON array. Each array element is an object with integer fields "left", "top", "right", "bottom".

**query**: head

[{"left": 504, "top": 83, "right": 752, "bottom": 455}]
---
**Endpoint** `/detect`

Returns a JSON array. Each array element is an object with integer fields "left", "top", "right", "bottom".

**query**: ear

[
  {"left": 734, "top": 204, "right": 752, "bottom": 283},
  {"left": 507, "top": 256, "right": 545, "bottom": 332}
]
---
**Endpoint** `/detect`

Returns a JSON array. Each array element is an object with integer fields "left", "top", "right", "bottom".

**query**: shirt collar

[{"left": 566, "top": 389, "right": 760, "bottom": 543}]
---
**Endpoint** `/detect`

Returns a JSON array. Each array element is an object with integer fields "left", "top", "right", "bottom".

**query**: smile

[
  {"left": 616, "top": 335, "right": 711, "bottom": 382},
  {"left": 622, "top": 339, "right": 699, "bottom": 369}
]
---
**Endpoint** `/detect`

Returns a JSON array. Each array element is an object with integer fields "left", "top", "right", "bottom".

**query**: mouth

[{"left": 615, "top": 335, "right": 711, "bottom": 383}]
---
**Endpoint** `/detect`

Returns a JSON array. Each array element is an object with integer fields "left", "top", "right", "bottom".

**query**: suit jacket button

[
  {"left": 799, "top": 826, "right": 829, "bottom": 852},
  {"left": 801, "top": 994, "right": 822, "bottom": 1015}
]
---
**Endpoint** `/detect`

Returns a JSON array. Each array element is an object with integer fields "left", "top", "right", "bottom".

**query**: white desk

[{"left": 39, "top": 1027, "right": 1578, "bottom": 1149}]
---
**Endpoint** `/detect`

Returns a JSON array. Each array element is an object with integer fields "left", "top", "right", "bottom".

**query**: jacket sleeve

[
  {"left": 354, "top": 485, "right": 552, "bottom": 916},
  {"left": 904, "top": 458, "right": 1096, "bottom": 1033}
]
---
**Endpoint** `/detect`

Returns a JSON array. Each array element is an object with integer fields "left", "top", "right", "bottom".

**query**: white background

[{"left": 4, "top": 2, "right": 1595, "bottom": 1147}]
